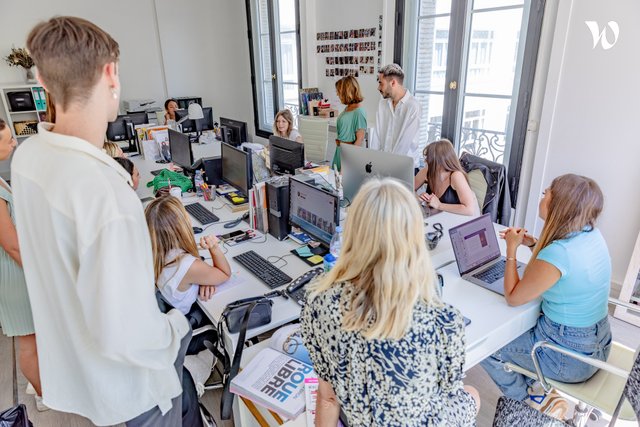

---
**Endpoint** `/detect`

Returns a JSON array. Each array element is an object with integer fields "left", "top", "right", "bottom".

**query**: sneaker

[
  {"left": 526, "top": 385, "right": 569, "bottom": 420},
  {"left": 35, "top": 395, "right": 50, "bottom": 412},
  {"left": 25, "top": 382, "right": 36, "bottom": 395}
]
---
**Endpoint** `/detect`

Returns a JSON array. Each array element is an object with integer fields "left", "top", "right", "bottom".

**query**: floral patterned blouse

[{"left": 300, "top": 281, "right": 477, "bottom": 426}]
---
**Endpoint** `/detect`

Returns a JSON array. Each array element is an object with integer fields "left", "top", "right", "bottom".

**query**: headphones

[{"left": 426, "top": 223, "right": 443, "bottom": 250}]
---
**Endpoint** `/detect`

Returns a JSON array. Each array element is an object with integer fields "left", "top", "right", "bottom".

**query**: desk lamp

[{"left": 177, "top": 103, "right": 204, "bottom": 139}]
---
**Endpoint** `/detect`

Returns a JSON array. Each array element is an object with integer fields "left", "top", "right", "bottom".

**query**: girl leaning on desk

[
  {"left": 481, "top": 173, "right": 612, "bottom": 419},
  {"left": 332, "top": 76, "right": 367, "bottom": 171},
  {"left": 300, "top": 177, "right": 480, "bottom": 427},
  {"left": 0, "top": 118, "right": 44, "bottom": 408}
]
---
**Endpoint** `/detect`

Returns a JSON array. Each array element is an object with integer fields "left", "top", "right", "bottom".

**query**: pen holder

[{"left": 202, "top": 186, "right": 215, "bottom": 201}]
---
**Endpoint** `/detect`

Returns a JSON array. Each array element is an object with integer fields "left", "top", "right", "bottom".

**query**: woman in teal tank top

[
  {"left": 332, "top": 76, "right": 367, "bottom": 171},
  {"left": 480, "top": 174, "right": 612, "bottom": 419},
  {"left": 0, "top": 119, "right": 42, "bottom": 400}
]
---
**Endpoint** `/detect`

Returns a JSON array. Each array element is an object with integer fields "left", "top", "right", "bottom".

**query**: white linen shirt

[
  {"left": 11, "top": 123, "right": 190, "bottom": 426},
  {"left": 372, "top": 90, "right": 422, "bottom": 167}
]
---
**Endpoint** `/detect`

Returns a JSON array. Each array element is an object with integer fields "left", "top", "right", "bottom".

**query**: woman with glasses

[
  {"left": 480, "top": 174, "right": 612, "bottom": 419},
  {"left": 300, "top": 178, "right": 479, "bottom": 426}
]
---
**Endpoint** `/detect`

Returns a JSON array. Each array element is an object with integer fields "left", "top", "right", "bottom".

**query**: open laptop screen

[{"left": 449, "top": 213, "right": 501, "bottom": 275}]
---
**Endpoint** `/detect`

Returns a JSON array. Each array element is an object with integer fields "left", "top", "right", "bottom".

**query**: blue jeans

[{"left": 480, "top": 314, "right": 612, "bottom": 400}]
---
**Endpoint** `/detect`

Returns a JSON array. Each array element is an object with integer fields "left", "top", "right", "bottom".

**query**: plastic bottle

[
  {"left": 194, "top": 170, "right": 204, "bottom": 197},
  {"left": 324, "top": 226, "right": 343, "bottom": 273}
]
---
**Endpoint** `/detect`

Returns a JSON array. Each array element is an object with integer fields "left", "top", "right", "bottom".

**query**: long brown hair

[
  {"left": 530, "top": 174, "right": 604, "bottom": 268},
  {"left": 423, "top": 139, "right": 467, "bottom": 189},
  {"left": 144, "top": 195, "right": 199, "bottom": 283},
  {"left": 335, "top": 76, "right": 363, "bottom": 105},
  {"left": 273, "top": 109, "right": 294, "bottom": 138}
]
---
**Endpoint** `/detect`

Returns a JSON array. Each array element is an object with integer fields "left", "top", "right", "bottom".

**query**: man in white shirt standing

[
  {"left": 12, "top": 17, "right": 201, "bottom": 426},
  {"left": 372, "top": 64, "right": 422, "bottom": 172}
]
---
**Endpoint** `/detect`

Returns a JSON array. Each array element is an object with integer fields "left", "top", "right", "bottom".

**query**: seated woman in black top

[{"left": 414, "top": 139, "right": 479, "bottom": 216}]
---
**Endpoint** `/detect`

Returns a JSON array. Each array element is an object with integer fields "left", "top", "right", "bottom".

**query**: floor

[{"left": 1, "top": 311, "right": 638, "bottom": 426}]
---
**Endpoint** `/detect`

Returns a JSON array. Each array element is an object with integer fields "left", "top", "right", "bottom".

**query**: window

[
  {"left": 246, "top": 0, "right": 302, "bottom": 137},
  {"left": 396, "top": 0, "right": 544, "bottom": 205}
]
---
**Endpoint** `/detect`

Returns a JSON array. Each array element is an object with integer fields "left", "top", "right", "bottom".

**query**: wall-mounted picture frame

[{"left": 614, "top": 230, "right": 640, "bottom": 326}]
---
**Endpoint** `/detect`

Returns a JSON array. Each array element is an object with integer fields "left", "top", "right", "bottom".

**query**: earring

[{"left": 110, "top": 87, "right": 118, "bottom": 100}]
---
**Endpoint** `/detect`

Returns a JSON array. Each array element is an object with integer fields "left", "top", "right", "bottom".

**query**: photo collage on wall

[{"left": 316, "top": 15, "right": 383, "bottom": 79}]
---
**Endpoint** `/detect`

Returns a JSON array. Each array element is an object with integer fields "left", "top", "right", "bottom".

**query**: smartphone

[{"left": 217, "top": 230, "right": 244, "bottom": 241}]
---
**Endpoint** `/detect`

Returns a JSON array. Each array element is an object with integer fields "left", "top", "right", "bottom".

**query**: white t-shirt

[
  {"left": 158, "top": 249, "right": 199, "bottom": 315},
  {"left": 11, "top": 123, "right": 189, "bottom": 425},
  {"left": 289, "top": 129, "right": 302, "bottom": 141},
  {"left": 372, "top": 90, "right": 422, "bottom": 167}
]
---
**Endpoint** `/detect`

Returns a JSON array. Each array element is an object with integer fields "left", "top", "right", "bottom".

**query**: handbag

[
  {"left": 0, "top": 404, "right": 33, "bottom": 427},
  {"left": 222, "top": 296, "right": 273, "bottom": 334}
]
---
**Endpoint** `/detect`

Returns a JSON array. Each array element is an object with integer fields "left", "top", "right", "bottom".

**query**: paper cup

[{"left": 169, "top": 186, "right": 182, "bottom": 199}]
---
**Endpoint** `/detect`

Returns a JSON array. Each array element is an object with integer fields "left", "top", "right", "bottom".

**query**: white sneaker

[
  {"left": 25, "top": 382, "right": 36, "bottom": 395},
  {"left": 35, "top": 395, "right": 50, "bottom": 412},
  {"left": 525, "top": 384, "right": 568, "bottom": 420}
]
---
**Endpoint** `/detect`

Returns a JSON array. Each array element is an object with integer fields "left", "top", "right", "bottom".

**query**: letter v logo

[{"left": 585, "top": 21, "right": 620, "bottom": 50}]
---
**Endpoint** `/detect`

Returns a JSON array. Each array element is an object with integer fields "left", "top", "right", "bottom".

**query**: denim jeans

[{"left": 480, "top": 314, "right": 612, "bottom": 400}]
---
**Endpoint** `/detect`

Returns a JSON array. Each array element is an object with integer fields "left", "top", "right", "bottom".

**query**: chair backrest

[
  {"left": 298, "top": 116, "right": 329, "bottom": 163},
  {"left": 493, "top": 397, "right": 570, "bottom": 427},
  {"left": 610, "top": 350, "right": 640, "bottom": 425},
  {"left": 459, "top": 151, "right": 511, "bottom": 225}
]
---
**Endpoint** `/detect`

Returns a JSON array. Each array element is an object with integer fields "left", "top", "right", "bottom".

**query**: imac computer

[
  {"left": 220, "top": 117, "right": 248, "bottom": 146},
  {"left": 269, "top": 135, "right": 305, "bottom": 175},
  {"left": 340, "top": 144, "right": 414, "bottom": 202},
  {"left": 221, "top": 142, "right": 253, "bottom": 196},
  {"left": 289, "top": 177, "right": 340, "bottom": 246},
  {"left": 168, "top": 129, "right": 194, "bottom": 170},
  {"left": 106, "top": 112, "right": 148, "bottom": 153},
  {"left": 175, "top": 107, "right": 214, "bottom": 133}
]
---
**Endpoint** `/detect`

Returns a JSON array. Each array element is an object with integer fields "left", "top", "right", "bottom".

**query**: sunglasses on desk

[{"left": 426, "top": 223, "right": 443, "bottom": 250}]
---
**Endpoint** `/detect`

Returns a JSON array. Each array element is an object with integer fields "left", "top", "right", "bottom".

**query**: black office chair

[
  {"left": 459, "top": 152, "right": 511, "bottom": 225},
  {"left": 493, "top": 397, "right": 570, "bottom": 427}
]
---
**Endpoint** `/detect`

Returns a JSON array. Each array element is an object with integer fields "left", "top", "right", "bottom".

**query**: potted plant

[{"left": 4, "top": 47, "right": 36, "bottom": 82}]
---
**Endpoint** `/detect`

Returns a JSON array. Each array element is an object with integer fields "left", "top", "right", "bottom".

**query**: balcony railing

[{"left": 425, "top": 122, "right": 506, "bottom": 164}]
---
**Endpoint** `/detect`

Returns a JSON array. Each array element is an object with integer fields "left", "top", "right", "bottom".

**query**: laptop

[{"left": 449, "top": 213, "right": 526, "bottom": 295}]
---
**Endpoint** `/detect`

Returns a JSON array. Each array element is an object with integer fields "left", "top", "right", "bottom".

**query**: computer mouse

[{"left": 193, "top": 226, "right": 203, "bottom": 234}]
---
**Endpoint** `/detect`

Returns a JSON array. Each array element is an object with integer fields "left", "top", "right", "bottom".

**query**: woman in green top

[
  {"left": 0, "top": 119, "right": 43, "bottom": 403},
  {"left": 333, "top": 76, "right": 367, "bottom": 170}
]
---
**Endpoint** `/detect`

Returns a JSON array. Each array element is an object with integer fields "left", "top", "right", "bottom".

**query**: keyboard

[
  {"left": 233, "top": 250, "right": 293, "bottom": 289},
  {"left": 184, "top": 202, "right": 219, "bottom": 226},
  {"left": 286, "top": 267, "right": 324, "bottom": 306},
  {"left": 472, "top": 259, "right": 506, "bottom": 284}
]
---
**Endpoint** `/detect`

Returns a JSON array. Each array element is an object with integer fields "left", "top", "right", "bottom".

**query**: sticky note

[
  {"left": 308, "top": 255, "right": 324, "bottom": 264},
  {"left": 295, "top": 246, "right": 313, "bottom": 257}
]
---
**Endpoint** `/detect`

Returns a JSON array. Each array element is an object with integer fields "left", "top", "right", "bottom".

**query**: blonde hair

[
  {"left": 273, "top": 109, "right": 294, "bottom": 138},
  {"left": 423, "top": 139, "right": 468, "bottom": 188},
  {"left": 144, "top": 196, "right": 200, "bottom": 283},
  {"left": 529, "top": 174, "right": 604, "bottom": 270},
  {"left": 335, "top": 76, "right": 364, "bottom": 105},
  {"left": 103, "top": 141, "right": 122, "bottom": 157},
  {"left": 309, "top": 178, "right": 439, "bottom": 340}
]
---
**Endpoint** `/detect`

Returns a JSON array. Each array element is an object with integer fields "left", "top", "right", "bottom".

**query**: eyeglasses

[{"left": 426, "top": 222, "right": 443, "bottom": 250}]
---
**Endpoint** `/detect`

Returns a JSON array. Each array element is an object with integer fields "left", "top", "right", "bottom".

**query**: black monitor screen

[
  {"left": 221, "top": 142, "right": 252, "bottom": 196},
  {"left": 219, "top": 117, "right": 247, "bottom": 146},
  {"left": 269, "top": 135, "right": 304, "bottom": 175},
  {"left": 176, "top": 107, "right": 214, "bottom": 133},
  {"left": 169, "top": 129, "right": 193, "bottom": 169},
  {"left": 289, "top": 177, "right": 340, "bottom": 246},
  {"left": 106, "top": 113, "right": 148, "bottom": 141}
]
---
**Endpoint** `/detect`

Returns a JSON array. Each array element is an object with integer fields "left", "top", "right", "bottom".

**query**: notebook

[{"left": 449, "top": 214, "right": 525, "bottom": 295}]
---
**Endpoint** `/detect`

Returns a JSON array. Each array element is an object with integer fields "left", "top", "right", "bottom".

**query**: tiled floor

[{"left": 1, "top": 311, "right": 638, "bottom": 426}]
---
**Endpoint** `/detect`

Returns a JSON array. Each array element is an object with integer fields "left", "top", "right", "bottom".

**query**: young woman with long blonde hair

[
  {"left": 481, "top": 174, "right": 612, "bottom": 419},
  {"left": 273, "top": 109, "right": 303, "bottom": 142},
  {"left": 300, "top": 178, "right": 479, "bottom": 427}
]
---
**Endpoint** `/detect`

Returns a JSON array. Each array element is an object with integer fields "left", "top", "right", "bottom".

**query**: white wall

[
  {"left": 0, "top": 0, "right": 259, "bottom": 142},
  {"left": 524, "top": 0, "right": 640, "bottom": 285},
  {"left": 301, "top": 0, "right": 396, "bottom": 125}
]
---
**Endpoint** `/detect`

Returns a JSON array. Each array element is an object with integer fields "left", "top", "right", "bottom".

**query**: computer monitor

[
  {"left": 219, "top": 117, "right": 248, "bottom": 146},
  {"left": 168, "top": 129, "right": 194, "bottom": 169},
  {"left": 289, "top": 177, "right": 340, "bottom": 246},
  {"left": 175, "top": 107, "right": 214, "bottom": 133},
  {"left": 106, "top": 112, "right": 148, "bottom": 141},
  {"left": 221, "top": 142, "right": 253, "bottom": 196},
  {"left": 340, "top": 144, "right": 414, "bottom": 202},
  {"left": 269, "top": 135, "right": 305, "bottom": 175}
]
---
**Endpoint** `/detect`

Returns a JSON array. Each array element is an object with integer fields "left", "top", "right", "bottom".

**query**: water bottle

[
  {"left": 324, "top": 226, "right": 343, "bottom": 272},
  {"left": 194, "top": 170, "right": 204, "bottom": 197}
]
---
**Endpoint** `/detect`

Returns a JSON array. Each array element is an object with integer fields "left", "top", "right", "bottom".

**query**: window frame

[{"left": 246, "top": 0, "right": 303, "bottom": 139}]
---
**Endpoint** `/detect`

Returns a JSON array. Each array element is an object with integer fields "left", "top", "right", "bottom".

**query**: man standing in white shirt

[
  {"left": 372, "top": 64, "right": 422, "bottom": 171},
  {"left": 12, "top": 17, "right": 201, "bottom": 426}
]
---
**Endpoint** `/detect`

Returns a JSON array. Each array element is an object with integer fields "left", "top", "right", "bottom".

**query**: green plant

[{"left": 4, "top": 47, "right": 34, "bottom": 69}]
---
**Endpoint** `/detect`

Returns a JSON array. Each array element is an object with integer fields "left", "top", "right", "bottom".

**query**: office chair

[
  {"left": 493, "top": 397, "right": 570, "bottom": 427},
  {"left": 459, "top": 152, "right": 511, "bottom": 225},
  {"left": 298, "top": 116, "right": 329, "bottom": 163},
  {"left": 504, "top": 298, "right": 640, "bottom": 427}
]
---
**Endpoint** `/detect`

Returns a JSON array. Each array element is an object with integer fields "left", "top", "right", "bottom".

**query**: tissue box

[{"left": 319, "top": 108, "right": 338, "bottom": 118}]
